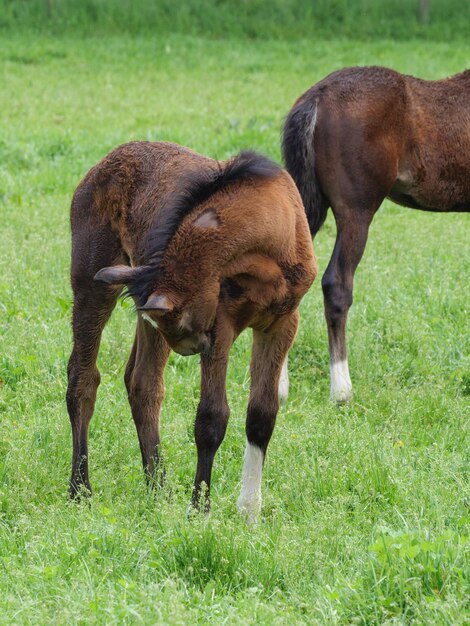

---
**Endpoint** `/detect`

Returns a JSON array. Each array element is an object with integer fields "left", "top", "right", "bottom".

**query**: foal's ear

[
  {"left": 138, "top": 293, "right": 174, "bottom": 314},
  {"left": 192, "top": 208, "right": 220, "bottom": 228},
  {"left": 94, "top": 265, "right": 140, "bottom": 285}
]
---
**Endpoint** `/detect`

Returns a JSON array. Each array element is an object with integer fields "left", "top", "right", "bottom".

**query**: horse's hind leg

[
  {"left": 321, "top": 210, "right": 376, "bottom": 402},
  {"left": 67, "top": 224, "right": 123, "bottom": 497},
  {"left": 67, "top": 282, "right": 120, "bottom": 497},
  {"left": 237, "top": 311, "right": 299, "bottom": 523},
  {"left": 125, "top": 317, "right": 170, "bottom": 484}
]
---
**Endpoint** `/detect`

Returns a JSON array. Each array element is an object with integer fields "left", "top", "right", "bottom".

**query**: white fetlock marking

[
  {"left": 278, "top": 357, "right": 289, "bottom": 404},
  {"left": 330, "top": 359, "right": 353, "bottom": 402},
  {"left": 237, "top": 443, "right": 264, "bottom": 523},
  {"left": 141, "top": 312, "right": 159, "bottom": 330}
]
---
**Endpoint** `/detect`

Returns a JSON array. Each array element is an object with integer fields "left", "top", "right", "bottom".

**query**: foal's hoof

[
  {"left": 188, "top": 485, "right": 211, "bottom": 519},
  {"left": 278, "top": 384, "right": 289, "bottom": 405},
  {"left": 237, "top": 493, "right": 261, "bottom": 525},
  {"left": 69, "top": 481, "right": 92, "bottom": 501},
  {"left": 145, "top": 466, "right": 166, "bottom": 491},
  {"left": 186, "top": 501, "right": 210, "bottom": 520},
  {"left": 330, "top": 388, "right": 353, "bottom": 404},
  {"left": 330, "top": 361, "right": 353, "bottom": 404}
]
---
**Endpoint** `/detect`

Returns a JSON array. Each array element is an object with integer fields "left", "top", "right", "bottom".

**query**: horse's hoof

[
  {"left": 186, "top": 502, "right": 210, "bottom": 520},
  {"left": 237, "top": 494, "right": 261, "bottom": 525},
  {"left": 69, "top": 481, "right": 92, "bottom": 501},
  {"left": 330, "top": 388, "right": 353, "bottom": 404}
]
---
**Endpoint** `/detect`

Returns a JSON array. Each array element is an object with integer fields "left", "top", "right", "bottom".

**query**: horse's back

[
  {"left": 306, "top": 65, "right": 470, "bottom": 121},
  {"left": 298, "top": 66, "right": 470, "bottom": 213},
  {"left": 310, "top": 65, "right": 404, "bottom": 100}
]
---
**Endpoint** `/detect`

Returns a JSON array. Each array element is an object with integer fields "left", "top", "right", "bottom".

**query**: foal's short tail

[{"left": 282, "top": 97, "right": 328, "bottom": 237}]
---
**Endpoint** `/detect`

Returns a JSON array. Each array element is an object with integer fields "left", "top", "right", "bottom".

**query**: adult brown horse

[
  {"left": 283, "top": 66, "right": 470, "bottom": 402},
  {"left": 67, "top": 141, "right": 316, "bottom": 520}
]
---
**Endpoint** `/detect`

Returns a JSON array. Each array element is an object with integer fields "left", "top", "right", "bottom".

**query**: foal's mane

[{"left": 127, "top": 150, "right": 281, "bottom": 305}]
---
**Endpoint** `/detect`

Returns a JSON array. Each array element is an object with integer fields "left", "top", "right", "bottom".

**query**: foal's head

[
  {"left": 136, "top": 277, "right": 219, "bottom": 357},
  {"left": 94, "top": 246, "right": 221, "bottom": 356},
  {"left": 94, "top": 151, "right": 281, "bottom": 355}
]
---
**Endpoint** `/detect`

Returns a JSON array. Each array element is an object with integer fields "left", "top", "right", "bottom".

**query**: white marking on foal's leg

[
  {"left": 278, "top": 356, "right": 289, "bottom": 404},
  {"left": 237, "top": 442, "right": 264, "bottom": 523},
  {"left": 330, "top": 359, "right": 353, "bottom": 403}
]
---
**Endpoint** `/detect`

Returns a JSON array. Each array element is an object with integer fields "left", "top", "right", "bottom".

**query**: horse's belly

[
  {"left": 389, "top": 162, "right": 470, "bottom": 212},
  {"left": 388, "top": 187, "right": 470, "bottom": 212}
]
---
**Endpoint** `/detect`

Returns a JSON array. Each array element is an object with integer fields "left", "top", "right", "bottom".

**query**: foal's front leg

[
  {"left": 125, "top": 317, "right": 171, "bottom": 484},
  {"left": 237, "top": 311, "right": 299, "bottom": 523},
  {"left": 192, "top": 323, "right": 234, "bottom": 512}
]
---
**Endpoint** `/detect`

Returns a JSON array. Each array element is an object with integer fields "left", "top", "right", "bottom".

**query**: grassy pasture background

[
  {"left": 0, "top": 2, "right": 469, "bottom": 624},
  {"left": 1, "top": 0, "right": 470, "bottom": 40}
]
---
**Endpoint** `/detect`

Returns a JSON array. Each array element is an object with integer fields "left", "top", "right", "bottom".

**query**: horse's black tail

[{"left": 282, "top": 96, "right": 328, "bottom": 237}]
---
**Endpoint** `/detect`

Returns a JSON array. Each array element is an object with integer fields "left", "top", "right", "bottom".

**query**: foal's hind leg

[
  {"left": 322, "top": 210, "right": 377, "bottom": 402},
  {"left": 125, "top": 317, "right": 170, "bottom": 484},
  {"left": 67, "top": 277, "right": 121, "bottom": 497},
  {"left": 278, "top": 356, "right": 289, "bottom": 404},
  {"left": 237, "top": 311, "right": 299, "bottom": 523},
  {"left": 67, "top": 220, "right": 125, "bottom": 497}
]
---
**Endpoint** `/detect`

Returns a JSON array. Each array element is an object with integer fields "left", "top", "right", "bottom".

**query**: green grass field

[{"left": 0, "top": 31, "right": 469, "bottom": 625}]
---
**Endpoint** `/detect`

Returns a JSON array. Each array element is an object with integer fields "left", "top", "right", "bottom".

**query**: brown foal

[
  {"left": 67, "top": 141, "right": 316, "bottom": 520},
  {"left": 283, "top": 66, "right": 470, "bottom": 401}
]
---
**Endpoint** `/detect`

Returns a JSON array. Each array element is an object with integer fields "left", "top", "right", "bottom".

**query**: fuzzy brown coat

[
  {"left": 67, "top": 141, "right": 316, "bottom": 513},
  {"left": 283, "top": 66, "right": 469, "bottom": 401}
]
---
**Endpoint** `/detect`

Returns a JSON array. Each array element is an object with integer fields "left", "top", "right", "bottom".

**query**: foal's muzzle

[{"left": 172, "top": 332, "right": 211, "bottom": 357}]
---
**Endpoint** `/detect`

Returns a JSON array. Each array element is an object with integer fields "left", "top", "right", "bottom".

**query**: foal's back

[
  {"left": 72, "top": 141, "right": 214, "bottom": 262},
  {"left": 301, "top": 66, "right": 470, "bottom": 213}
]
